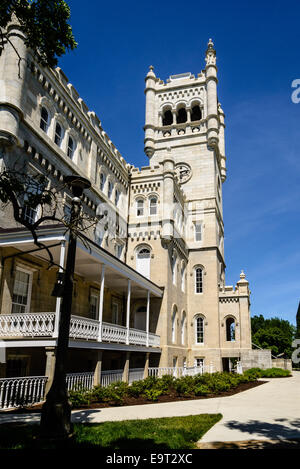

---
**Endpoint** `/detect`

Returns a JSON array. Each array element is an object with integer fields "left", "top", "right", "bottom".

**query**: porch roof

[{"left": 0, "top": 226, "right": 164, "bottom": 299}]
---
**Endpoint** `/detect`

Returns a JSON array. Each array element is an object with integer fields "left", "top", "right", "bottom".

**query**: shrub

[
  {"left": 194, "top": 384, "right": 210, "bottom": 396},
  {"left": 106, "top": 381, "right": 128, "bottom": 405},
  {"left": 157, "top": 374, "right": 175, "bottom": 392},
  {"left": 69, "top": 389, "right": 92, "bottom": 408},
  {"left": 91, "top": 385, "right": 109, "bottom": 402},
  {"left": 173, "top": 376, "right": 195, "bottom": 396},
  {"left": 260, "top": 368, "right": 291, "bottom": 378},
  {"left": 127, "top": 380, "right": 146, "bottom": 398},
  {"left": 143, "top": 388, "right": 163, "bottom": 401},
  {"left": 243, "top": 368, "right": 262, "bottom": 379}
]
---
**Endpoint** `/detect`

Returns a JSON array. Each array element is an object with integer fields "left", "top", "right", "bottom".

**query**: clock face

[{"left": 175, "top": 163, "right": 192, "bottom": 184}]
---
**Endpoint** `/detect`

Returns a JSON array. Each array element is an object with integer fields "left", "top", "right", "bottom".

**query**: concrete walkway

[{"left": 0, "top": 373, "right": 299, "bottom": 445}]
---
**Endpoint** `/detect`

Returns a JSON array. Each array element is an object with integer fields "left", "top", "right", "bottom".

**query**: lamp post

[{"left": 40, "top": 175, "right": 91, "bottom": 439}]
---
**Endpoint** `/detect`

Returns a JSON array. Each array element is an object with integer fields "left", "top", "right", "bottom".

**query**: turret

[
  {"left": 144, "top": 66, "right": 156, "bottom": 157},
  {"left": 205, "top": 39, "right": 219, "bottom": 148},
  {"left": 218, "top": 102, "right": 227, "bottom": 182}
]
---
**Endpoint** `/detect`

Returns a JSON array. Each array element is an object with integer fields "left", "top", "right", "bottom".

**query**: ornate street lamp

[{"left": 40, "top": 175, "right": 91, "bottom": 439}]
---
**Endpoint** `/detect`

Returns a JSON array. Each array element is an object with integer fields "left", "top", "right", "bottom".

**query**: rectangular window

[
  {"left": 195, "top": 268, "right": 203, "bottom": 293},
  {"left": 115, "top": 244, "right": 123, "bottom": 259},
  {"left": 89, "top": 293, "right": 98, "bottom": 320},
  {"left": 196, "top": 317, "right": 204, "bottom": 344},
  {"left": 194, "top": 223, "right": 202, "bottom": 242},
  {"left": 112, "top": 303, "right": 119, "bottom": 324},
  {"left": 11, "top": 268, "right": 32, "bottom": 314},
  {"left": 195, "top": 358, "right": 204, "bottom": 368}
]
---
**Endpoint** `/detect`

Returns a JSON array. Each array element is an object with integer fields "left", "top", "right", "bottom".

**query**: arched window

[
  {"left": 181, "top": 311, "right": 186, "bottom": 345},
  {"left": 172, "top": 306, "right": 177, "bottom": 343},
  {"left": 54, "top": 122, "right": 62, "bottom": 147},
  {"left": 176, "top": 107, "right": 187, "bottom": 124},
  {"left": 67, "top": 136, "right": 75, "bottom": 159},
  {"left": 108, "top": 181, "right": 113, "bottom": 199},
  {"left": 40, "top": 107, "right": 49, "bottom": 133},
  {"left": 172, "top": 253, "right": 177, "bottom": 285},
  {"left": 181, "top": 263, "right": 186, "bottom": 292},
  {"left": 162, "top": 109, "right": 173, "bottom": 126},
  {"left": 136, "top": 198, "right": 144, "bottom": 216},
  {"left": 136, "top": 246, "right": 151, "bottom": 279},
  {"left": 226, "top": 317, "right": 236, "bottom": 342},
  {"left": 115, "top": 188, "right": 120, "bottom": 206},
  {"left": 191, "top": 105, "right": 202, "bottom": 121},
  {"left": 195, "top": 267, "right": 203, "bottom": 293},
  {"left": 195, "top": 315, "right": 204, "bottom": 344},
  {"left": 100, "top": 173, "right": 106, "bottom": 192},
  {"left": 149, "top": 196, "right": 157, "bottom": 215}
]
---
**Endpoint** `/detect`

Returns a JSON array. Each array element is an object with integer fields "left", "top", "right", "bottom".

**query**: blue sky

[{"left": 59, "top": 0, "right": 300, "bottom": 325}]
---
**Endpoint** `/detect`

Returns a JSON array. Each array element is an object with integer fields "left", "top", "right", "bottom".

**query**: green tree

[
  {"left": 251, "top": 315, "right": 296, "bottom": 358},
  {"left": 0, "top": 0, "right": 77, "bottom": 68}
]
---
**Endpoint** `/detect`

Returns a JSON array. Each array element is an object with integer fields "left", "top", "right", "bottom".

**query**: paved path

[{"left": 0, "top": 373, "right": 299, "bottom": 444}]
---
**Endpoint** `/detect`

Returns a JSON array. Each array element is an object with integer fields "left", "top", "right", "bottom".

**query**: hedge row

[{"left": 69, "top": 371, "right": 256, "bottom": 408}]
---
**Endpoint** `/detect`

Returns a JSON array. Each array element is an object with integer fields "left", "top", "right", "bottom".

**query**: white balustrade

[
  {"left": 69, "top": 316, "right": 99, "bottom": 341},
  {"left": 101, "top": 369, "right": 124, "bottom": 387},
  {"left": 128, "top": 368, "right": 144, "bottom": 384},
  {"left": 148, "top": 365, "right": 214, "bottom": 378},
  {"left": 0, "top": 313, "right": 160, "bottom": 347},
  {"left": 0, "top": 313, "right": 55, "bottom": 337},
  {"left": 0, "top": 376, "right": 48, "bottom": 409},
  {"left": 66, "top": 372, "right": 94, "bottom": 391},
  {"left": 101, "top": 322, "right": 127, "bottom": 343}
]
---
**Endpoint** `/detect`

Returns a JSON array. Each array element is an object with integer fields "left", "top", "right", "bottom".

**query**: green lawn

[{"left": 0, "top": 414, "right": 222, "bottom": 450}]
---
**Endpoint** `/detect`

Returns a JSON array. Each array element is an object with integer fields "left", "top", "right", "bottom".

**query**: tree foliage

[
  {"left": 251, "top": 314, "right": 296, "bottom": 358},
  {"left": 0, "top": 0, "right": 77, "bottom": 67}
]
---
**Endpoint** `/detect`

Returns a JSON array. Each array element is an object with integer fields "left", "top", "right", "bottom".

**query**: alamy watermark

[
  {"left": 291, "top": 79, "right": 300, "bottom": 103},
  {"left": 292, "top": 339, "right": 300, "bottom": 364}
]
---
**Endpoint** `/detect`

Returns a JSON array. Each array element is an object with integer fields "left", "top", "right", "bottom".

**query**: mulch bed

[{"left": 1, "top": 380, "right": 267, "bottom": 414}]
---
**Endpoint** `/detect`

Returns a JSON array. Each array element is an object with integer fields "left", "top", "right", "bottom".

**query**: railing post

[
  {"left": 146, "top": 290, "right": 150, "bottom": 347},
  {"left": 97, "top": 265, "right": 106, "bottom": 342},
  {"left": 94, "top": 350, "right": 103, "bottom": 386},
  {"left": 54, "top": 241, "right": 66, "bottom": 338},
  {"left": 122, "top": 351, "right": 130, "bottom": 383},
  {"left": 44, "top": 347, "right": 56, "bottom": 395},
  {"left": 126, "top": 279, "right": 131, "bottom": 345}
]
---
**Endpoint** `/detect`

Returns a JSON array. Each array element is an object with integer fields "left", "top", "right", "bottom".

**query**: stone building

[{"left": 0, "top": 22, "right": 261, "bottom": 389}]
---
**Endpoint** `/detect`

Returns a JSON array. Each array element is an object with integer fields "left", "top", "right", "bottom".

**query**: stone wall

[{"left": 240, "top": 349, "right": 272, "bottom": 370}]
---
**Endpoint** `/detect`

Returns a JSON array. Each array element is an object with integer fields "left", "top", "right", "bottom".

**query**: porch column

[
  {"left": 122, "top": 351, "right": 130, "bottom": 383},
  {"left": 146, "top": 290, "right": 150, "bottom": 347},
  {"left": 97, "top": 265, "right": 106, "bottom": 342},
  {"left": 54, "top": 240, "right": 66, "bottom": 338},
  {"left": 94, "top": 350, "right": 103, "bottom": 386},
  {"left": 143, "top": 352, "right": 150, "bottom": 379},
  {"left": 126, "top": 279, "right": 131, "bottom": 345},
  {"left": 44, "top": 347, "right": 56, "bottom": 395}
]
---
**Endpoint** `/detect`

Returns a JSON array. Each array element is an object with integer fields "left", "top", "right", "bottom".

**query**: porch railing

[
  {"left": 0, "top": 313, "right": 55, "bottom": 337},
  {"left": 101, "top": 369, "right": 124, "bottom": 387},
  {"left": 66, "top": 372, "right": 94, "bottom": 391},
  {"left": 128, "top": 368, "right": 144, "bottom": 384},
  {"left": 0, "top": 376, "right": 48, "bottom": 409},
  {"left": 148, "top": 365, "right": 214, "bottom": 378},
  {"left": 0, "top": 313, "right": 160, "bottom": 347}
]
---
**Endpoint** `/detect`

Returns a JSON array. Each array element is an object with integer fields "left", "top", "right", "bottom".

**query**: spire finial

[
  {"left": 205, "top": 38, "right": 216, "bottom": 66},
  {"left": 146, "top": 65, "right": 156, "bottom": 79}
]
